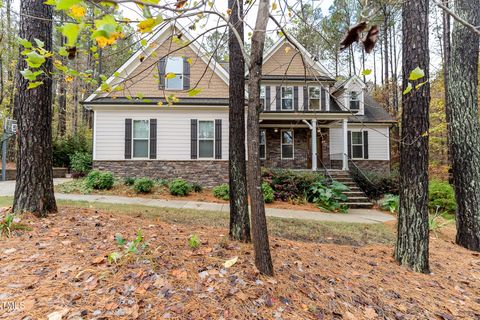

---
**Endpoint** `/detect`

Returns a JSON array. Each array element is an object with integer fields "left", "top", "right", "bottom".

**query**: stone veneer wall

[
  {"left": 93, "top": 160, "right": 228, "bottom": 187},
  {"left": 260, "top": 128, "right": 309, "bottom": 169},
  {"left": 331, "top": 160, "right": 391, "bottom": 174}
]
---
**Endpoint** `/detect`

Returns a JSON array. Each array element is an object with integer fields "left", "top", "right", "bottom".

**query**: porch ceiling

[{"left": 260, "top": 112, "right": 350, "bottom": 121}]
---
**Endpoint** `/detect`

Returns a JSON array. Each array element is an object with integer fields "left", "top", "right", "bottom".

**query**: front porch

[{"left": 259, "top": 115, "right": 350, "bottom": 172}]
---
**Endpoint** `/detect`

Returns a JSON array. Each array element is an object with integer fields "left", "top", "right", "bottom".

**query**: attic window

[
  {"left": 165, "top": 57, "right": 184, "bottom": 90},
  {"left": 350, "top": 92, "right": 360, "bottom": 111}
]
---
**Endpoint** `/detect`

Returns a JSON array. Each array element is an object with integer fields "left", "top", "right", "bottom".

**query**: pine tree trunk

[
  {"left": 57, "top": 13, "right": 67, "bottom": 137},
  {"left": 395, "top": 0, "right": 430, "bottom": 273},
  {"left": 247, "top": 0, "right": 273, "bottom": 276},
  {"left": 13, "top": 0, "right": 57, "bottom": 216},
  {"left": 447, "top": 0, "right": 480, "bottom": 251},
  {"left": 228, "top": 0, "right": 250, "bottom": 242}
]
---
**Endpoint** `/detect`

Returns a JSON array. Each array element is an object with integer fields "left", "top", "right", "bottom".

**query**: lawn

[
  {"left": 0, "top": 198, "right": 478, "bottom": 319},
  {"left": 0, "top": 196, "right": 393, "bottom": 246}
]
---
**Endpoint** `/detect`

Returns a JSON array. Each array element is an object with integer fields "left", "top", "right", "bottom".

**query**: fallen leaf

[{"left": 224, "top": 256, "right": 238, "bottom": 269}]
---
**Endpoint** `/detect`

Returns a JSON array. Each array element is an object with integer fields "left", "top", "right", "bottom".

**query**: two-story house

[{"left": 83, "top": 22, "right": 395, "bottom": 187}]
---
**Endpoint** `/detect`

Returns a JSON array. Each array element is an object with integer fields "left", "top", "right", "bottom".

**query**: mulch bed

[{"left": 0, "top": 206, "right": 479, "bottom": 319}]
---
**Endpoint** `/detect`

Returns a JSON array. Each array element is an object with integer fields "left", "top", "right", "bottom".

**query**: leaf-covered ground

[{"left": 0, "top": 206, "right": 479, "bottom": 320}]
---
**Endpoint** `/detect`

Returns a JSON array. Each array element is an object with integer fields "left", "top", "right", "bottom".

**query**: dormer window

[
  {"left": 165, "top": 57, "right": 184, "bottom": 90},
  {"left": 350, "top": 91, "right": 360, "bottom": 111}
]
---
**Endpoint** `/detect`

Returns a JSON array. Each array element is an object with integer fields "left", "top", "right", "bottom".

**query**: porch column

[
  {"left": 311, "top": 119, "right": 317, "bottom": 171},
  {"left": 342, "top": 119, "right": 349, "bottom": 171}
]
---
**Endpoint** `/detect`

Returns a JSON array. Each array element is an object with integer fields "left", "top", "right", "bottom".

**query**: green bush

[
  {"left": 429, "top": 180, "right": 456, "bottom": 213},
  {"left": 85, "top": 171, "right": 114, "bottom": 190},
  {"left": 308, "top": 181, "right": 349, "bottom": 213},
  {"left": 124, "top": 177, "right": 136, "bottom": 186},
  {"left": 53, "top": 133, "right": 92, "bottom": 168},
  {"left": 168, "top": 178, "right": 192, "bottom": 196},
  {"left": 191, "top": 182, "right": 203, "bottom": 193},
  {"left": 212, "top": 184, "right": 229, "bottom": 200},
  {"left": 351, "top": 168, "right": 399, "bottom": 200},
  {"left": 262, "top": 182, "right": 275, "bottom": 203},
  {"left": 154, "top": 178, "right": 169, "bottom": 187},
  {"left": 134, "top": 178, "right": 155, "bottom": 194},
  {"left": 262, "top": 168, "right": 324, "bottom": 201},
  {"left": 70, "top": 152, "right": 92, "bottom": 177},
  {"left": 380, "top": 194, "right": 399, "bottom": 213}
]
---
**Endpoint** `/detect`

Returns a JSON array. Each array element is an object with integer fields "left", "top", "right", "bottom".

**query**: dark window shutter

[
  {"left": 125, "top": 119, "right": 132, "bottom": 159},
  {"left": 215, "top": 119, "right": 222, "bottom": 159},
  {"left": 149, "top": 119, "right": 157, "bottom": 159},
  {"left": 158, "top": 58, "right": 166, "bottom": 89},
  {"left": 276, "top": 86, "right": 281, "bottom": 110},
  {"left": 265, "top": 86, "right": 271, "bottom": 111},
  {"left": 294, "top": 86, "right": 299, "bottom": 111},
  {"left": 363, "top": 131, "right": 369, "bottom": 159},
  {"left": 191, "top": 119, "right": 197, "bottom": 159},
  {"left": 183, "top": 58, "right": 190, "bottom": 90},
  {"left": 303, "top": 86, "right": 308, "bottom": 110},
  {"left": 321, "top": 87, "right": 327, "bottom": 111},
  {"left": 347, "top": 130, "right": 352, "bottom": 159}
]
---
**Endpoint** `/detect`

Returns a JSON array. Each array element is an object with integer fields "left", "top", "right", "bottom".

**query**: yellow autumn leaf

[
  {"left": 137, "top": 18, "right": 157, "bottom": 33},
  {"left": 272, "top": 2, "right": 277, "bottom": 10},
  {"left": 165, "top": 73, "right": 177, "bottom": 80},
  {"left": 285, "top": 46, "right": 291, "bottom": 54},
  {"left": 187, "top": 57, "right": 193, "bottom": 64},
  {"left": 95, "top": 36, "right": 109, "bottom": 48},
  {"left": 226, "top": 8, "right": 232, "bottom": 15},
  {"left": 224, "top": 256, "right": 238, "bottom": 269},
  {"left": 65, "top": 75, "right": 74, "bottom": 82},
  {"left": 70, "top": 5, "right": 86, "bottom": 19}
]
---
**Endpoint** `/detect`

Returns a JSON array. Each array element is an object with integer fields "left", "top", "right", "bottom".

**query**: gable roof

[
  {"left": 262, "top": 37, "right": 335, "bottom": 81},
  {"left": 84, "top": 21, "right": 230, "bottom": 103},
  {"left": 332, "top": 75, "right": 366, "bottom": 93}
]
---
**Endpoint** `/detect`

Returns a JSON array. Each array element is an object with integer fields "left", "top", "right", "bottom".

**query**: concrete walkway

[{"left": 0, "top": 179, "right": 395, "bottom": 224}]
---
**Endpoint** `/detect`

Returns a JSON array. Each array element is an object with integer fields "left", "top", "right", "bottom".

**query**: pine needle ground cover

[{"left": 0, "top": 202, "right": 478, "bottom": 319}]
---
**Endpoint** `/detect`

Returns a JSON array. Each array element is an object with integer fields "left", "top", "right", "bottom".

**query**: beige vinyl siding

[
  {"left": 108, "top": 37, "right": 229, "bottom": 99},
  {"left": 94, "top": 108, "right": 229, "bottom": 161},
  {"left": 263, "top": 43, "right": 324, "bottom": 77},
  {"left": 329, "top": 125, "right": 390, "bottom": 161}
]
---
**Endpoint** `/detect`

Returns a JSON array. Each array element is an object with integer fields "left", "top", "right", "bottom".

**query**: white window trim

[
  {"left": 260, "top": 129, "right": 267, "bottom": 160},
  {"left": 308, "top": 86, "right": 321, "bottom": 111},
  {"left": 132, "top": 119, "right": 150, "bottom": 159},
  {"left": 198, "top": 120, "right": 215, "bottom": 159},
  {"left": 281, "top": 129, "right": 295, "bottom": 160},
  {"left": 351, "top": 131, "right": 364, "bottom": 160},
  {"left": 350, "top": 91, "right": 361, "bottom": 111},
  {"left": 165, "top": 57, "right": 184, "bottom": 90},
  {"left": 281, "top": 86, "right": 294, "bottom": 111}
]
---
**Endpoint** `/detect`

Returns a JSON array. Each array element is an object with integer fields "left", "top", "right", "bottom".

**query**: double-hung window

[
  {"left": 281, "top": 86, "right": 294, "bottom": 110},
  {"left": 133, "top": 120, "right": 149, "bottom": 158},
  {"left": 259, "top": 130, "right": 266, "bottom": 159},
  {"left": 165, "top": 57, "right": 184, "bottom": 90},
  {"left": 351, "top": 131, "right": 364, "bottom": 159},
  {"left": 281, "top": 130, "right": 294, "bottom": 159},
  {"left": 308, "top": 86, "right": 321, "bottom": 110},
  {"left": 260, "top": 86, "right": 266, "bottom": 110},
  {"left": 350, "top": 91, "right": 360, "bottom": 111},
  {"left": 198, "top": 120, "right": 215, "bottom": 158}
]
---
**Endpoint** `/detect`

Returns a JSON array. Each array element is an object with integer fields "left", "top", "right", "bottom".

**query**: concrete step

[
  {"left": 343, "top": 191, "right": 365, "bottom": 196},
  {"left": 342, "top": 202, "right": 374, "bottom": 209},
  {"left": 345, "top": 197, "right": 370, "bottom": 203}
]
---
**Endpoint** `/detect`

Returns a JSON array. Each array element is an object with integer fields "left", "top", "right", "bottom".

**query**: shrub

[
  {"left": 154, "top": 178, "right": 169, "bottom": 187},
  {"left": 212, "top": 184, "right": 229, "bottom": 200},
  {"left": 351, "top": 168, "right": 399, "bottom": 200},
  {"left": 134, "top": 178, "right": 155, "bottom": 194},
  {"left": 70, "top": 152, "right": 92, "bottom": 177},
  {"left": 429, "top": 180, "right": 456, "bottom": 213},
  {"left": 53, "top": 133, "right": 92, "bottom": 168},
  {"left": 124, "top": 177, "right": 136, "bottom": 186},
  {"left": 191, "top": 182, "right": 203, "bottom": 193},
  {"left": 262, "top": 168, "right": 324, "bottom": 201},
  {"left": 85, "top": 170, "right": 114, "bottom": 190},
  {"left": 308, "top": 181, "right": 349, "bottom": 213},
  {"left": 380, "top": 194, "right": 399, "bottom": 213},
  {"left": 168, "top": 178, "right": 192, "bottom": 196},
  {"left": 262, "top": 182, "right": 275, "bottom": 203}
]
